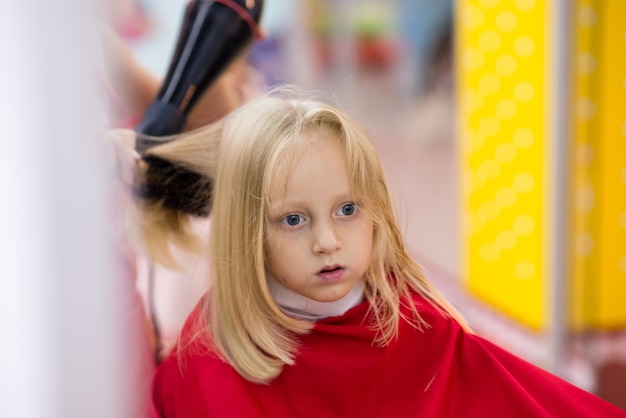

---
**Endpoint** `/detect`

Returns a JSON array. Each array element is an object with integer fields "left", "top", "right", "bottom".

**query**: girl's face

[{"left": 265, "top": 131, "right": 373, "bottom": 303}]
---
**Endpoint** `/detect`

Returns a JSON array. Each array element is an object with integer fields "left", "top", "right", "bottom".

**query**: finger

[
  {"left": 105, "top": 129, "right": 138, "bottom": 185},
  {"left": 110, "top": 128, "right": 137, "bottom": 151}
]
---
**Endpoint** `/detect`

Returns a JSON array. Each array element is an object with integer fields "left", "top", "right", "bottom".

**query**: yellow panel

[
  {"left": 456, "top": 0, "right": 548, "bottom": 329},
  {"left": 593, "top": 0, "right": 626, "bottom": 327},
  {"left": 569, "top": 0, "right": 598, "bottom": 329},
  {"left": 570, "top": 0, "right": 626, "bottom": 329}
]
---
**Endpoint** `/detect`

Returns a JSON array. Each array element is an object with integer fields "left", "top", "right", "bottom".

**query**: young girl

[{"left": 133, "top": 89, "right": 625, "bottom": 417}]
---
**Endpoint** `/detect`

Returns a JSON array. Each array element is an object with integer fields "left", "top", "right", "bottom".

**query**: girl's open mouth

[{"left": 317, "top": 265, "right": 345, "bottom": 282}]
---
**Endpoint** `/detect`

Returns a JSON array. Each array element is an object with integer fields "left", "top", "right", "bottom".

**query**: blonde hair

[{"left": 134, "top": 87, "right": 468, "bottom": 383}]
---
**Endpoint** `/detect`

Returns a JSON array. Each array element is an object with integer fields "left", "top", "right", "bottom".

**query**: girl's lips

[{"left": 317, "top": 266, "right": 345, "bottom": 283}]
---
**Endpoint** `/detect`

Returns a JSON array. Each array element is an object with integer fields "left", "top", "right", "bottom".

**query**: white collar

[{"left": 267, "top": 275, "right": 365, "bottom": 321}]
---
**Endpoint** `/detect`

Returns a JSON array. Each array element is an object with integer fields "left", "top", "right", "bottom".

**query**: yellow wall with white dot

[
  {"left": 457, "top": 0, "right": 547, "bottom": 329},
  {"left": 456, "top": 0, "right": 626, "bottom": 330},
  {"left": 571, "top": 0, "right": 626, "bottom": 329}
]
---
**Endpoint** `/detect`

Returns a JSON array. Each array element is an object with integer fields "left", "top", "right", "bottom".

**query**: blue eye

[
  {"left": 338, "top": 203, "right": 356, "bottom": 216},
  {"left": 282, "top": 214, "right": 304, "bottom": 226}
]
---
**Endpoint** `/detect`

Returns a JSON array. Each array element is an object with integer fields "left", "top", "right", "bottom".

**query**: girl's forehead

[
  {"left": 272, "top": 130, "right": 342, "bottom": 174},
  {"left": 267, "top": 133, "right": 349, "bottom": 202}
]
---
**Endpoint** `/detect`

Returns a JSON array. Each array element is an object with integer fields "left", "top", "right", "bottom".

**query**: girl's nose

[{"left": 312, "top": 221, "right": 341, "bottom": 254}]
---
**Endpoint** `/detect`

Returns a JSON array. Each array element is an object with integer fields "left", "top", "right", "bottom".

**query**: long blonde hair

[{"left": 134, "top": 88, "right": 468, "bottom": 383}]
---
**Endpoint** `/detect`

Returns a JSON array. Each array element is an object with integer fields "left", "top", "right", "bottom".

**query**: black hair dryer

[{"left": 135, "top": 0, "right": 264, "bottom": 152}]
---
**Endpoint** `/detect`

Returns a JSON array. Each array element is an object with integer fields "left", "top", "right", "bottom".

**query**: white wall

[{"left": 0, "top": 2, "right": 144, "bottom": 416}]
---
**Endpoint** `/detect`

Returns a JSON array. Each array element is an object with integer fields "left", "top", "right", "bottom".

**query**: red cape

[{"left": 153, "top": 292, "right": 625, "bottom": 417}]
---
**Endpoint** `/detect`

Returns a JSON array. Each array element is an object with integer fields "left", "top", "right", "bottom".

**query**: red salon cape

[{"left": 152, "top": 292, "right": 625, "bottom": 417}]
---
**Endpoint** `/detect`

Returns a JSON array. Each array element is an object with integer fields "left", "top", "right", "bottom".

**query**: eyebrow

[{"left": 268, "top": 191, "right": 354, "bottom": 214}]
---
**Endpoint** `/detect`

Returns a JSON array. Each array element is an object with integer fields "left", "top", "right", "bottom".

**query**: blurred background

[{"left": 1, "top": 0, "right": 624, "bottom": 415}]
